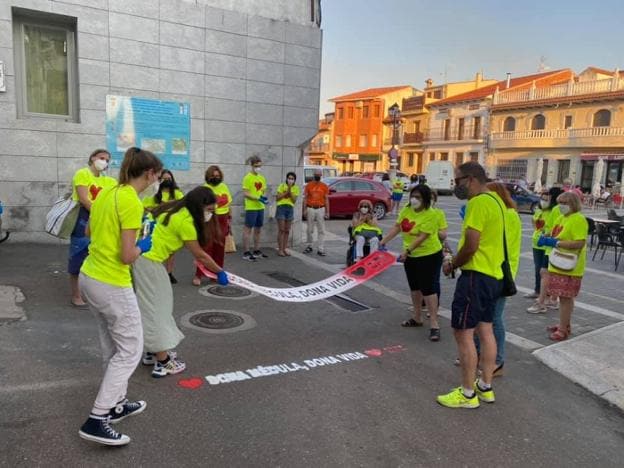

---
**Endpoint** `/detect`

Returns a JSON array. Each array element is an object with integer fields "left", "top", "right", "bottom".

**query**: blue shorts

[
  {"left": 244, "top": 209, "right": 265, "bottom": 228},
  {"left": 275, "top": 205, "right": 294, "bottom": 221},
  {"left": 68, "top": 237, "right": 90, "bottom": 275},
  {"left": 391, "top": 192, "right": 403, "bottom": 201},
  {"left": 451, "top": 270, "right": 503, "bottom": 330}
]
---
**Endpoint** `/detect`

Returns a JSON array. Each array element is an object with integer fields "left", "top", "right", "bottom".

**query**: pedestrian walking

[
  {"left": 537, "top": 192, "right": 588, "bottom": 341},
  {"left": 275, "top": 172, "right": 300, "bottom": 256},
  {"left": 351, "top": 199, "right": 382, "bottom": 262},
  {"left": 142, "top": 169, "right": 184, "bottom": 284},
  {"left": 192, "top": 165, "right": 232, "bottom": 285},
  {"left": 303, "top": 169, "right": 330, "bottom": 256},
  {"left": 78, "top": 147, "right": 163, "bottom": 446},
  {"left": 68, "top": 149, "right": 116, "bottom": 308},
  {"left": 437, "top": 162, "right": 504, "bottom": 409},
  {"left": 380, "top": 184, "right": 443, "bottom": 341},
  {"left": 241, "top": 156, "right": 268, "bottom": 261},
  {"left": 134, "top": 186, "right": 229, "bottom": 378}
]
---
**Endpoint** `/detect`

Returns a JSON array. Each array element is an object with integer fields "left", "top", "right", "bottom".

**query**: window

[
  {"left": 373, "top": 104, "right": 380, "bottom": 117},
  {"left": 503, "top": 117, "right": 516, "bottom": 132},
  {"left": 13, "top": 9, "right": 79, "bottom": 120},
  {"left": 564, "top": 115, "right": 573, "bottom": 129},
  {"left": 338, "top": 108, "right": 344, "bottom": 119},
  {"left": 496, "top": 159, "right": 528, "bottom": 180},
  {"left": 353, "top": 181, "right": 375, "bottom": 191},
  {"left": 457, "top": 118, "right": 465, "bottom": 140},
  {"left": 531, "top": 114, "right": 546, "bottom": 130},
  {"left": 333, "top": 181, "right": 352, "bottom": 192},
  {"left": 335, "top": 135, "right": 342, "bottom": 147},
  {"left": 472, "top": 116, "right": 482, "bottom": 138},
  {"left": 469, "top": 151, "right": 479, "bottom": 162},
  {"left": 593, "top": 109, "right": 611, "bottom": 127},
  {"left": 371, "top": 134, "right": 378, "bottom": 147},
  {"left": 433, "top": 89, "right": 443, "bottom": 99},
  {"left": 359, "top": 134, "right": 367, "bottom": 147},
  {"left": 348, "top": 107, "right": 353, "bottom": 119},
  {"left": 455, "top": 152, "right": 464, "bottom": 166},
  {"left": 429, "top": 153, "right": 435, "bottom": 162},
  {"left": 408, "top": 153, "right": 414, "bottom": 166},
  {"left": 443, "top": 119, "right": 451, "bottom": 140},
  {"left": 557, "top": 160, "right": 570, "bottom": 183},
  {"left": 414, "top": 120, "right": 421, "bottom": 133},
  {"left": 362, "top": 106, "right": 369, "bottom": 118},
  {"left": 416, "top": 152, "right": 423, "bottom": 173},
  {"left": 345, "top": 135, "right": 351, "bottom": 147},
  {"left": 440, "top": 152, "right": 448, "bottom": 161}
]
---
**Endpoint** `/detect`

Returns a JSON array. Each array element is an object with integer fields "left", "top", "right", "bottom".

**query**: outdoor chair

[{"left": 592, "top": 222, "right": 621, "bottom": 270}]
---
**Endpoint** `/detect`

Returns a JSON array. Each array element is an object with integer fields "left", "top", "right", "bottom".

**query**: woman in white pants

[
  {"left": 78, "top": 147, "right": 163, "bottom": 446},
  {"left": 351, "top": 199, "right": 381, "bottom": 261}
]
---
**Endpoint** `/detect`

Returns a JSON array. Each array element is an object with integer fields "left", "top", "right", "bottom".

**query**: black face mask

[
  {"left": 208, "top": 178, "right": 222, "bottom": 185},
  {"left": 313, "top": 176, "right": 321, "bottom": 181},
  {"left": 160, "top": 179, "right": 174, "bottom": 189}
]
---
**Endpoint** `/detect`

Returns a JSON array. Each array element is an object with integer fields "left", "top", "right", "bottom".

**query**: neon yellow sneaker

[
  {"left": 474, "top": 382, "right": 495, "bottom": 403},
  {"left": 436, "top": 387, "right": 480, "bottom": 409}
]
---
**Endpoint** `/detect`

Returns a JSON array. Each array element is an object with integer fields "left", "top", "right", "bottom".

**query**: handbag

[
  {"left": 549, "top": 248, "right": 578, "bottom": 271},
  {"left": 45, "top": 192, "right": 79, "bottom": 239},
  {"left": 268, "top": 203, "right": 277, "bottom": 219},
  {"left": 224, "top": 233, "right": 236, "bottom": 253},
  {"left": 485, "top": 193, "right": 517, "bottom": 297}
]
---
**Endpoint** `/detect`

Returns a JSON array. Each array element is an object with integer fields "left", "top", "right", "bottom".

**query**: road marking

[
  {"left": 0, "top": 377, "right": 94, "bottom": 394},
  {"left": 519, "top": 251, "right": 624, "bottom": 281}
]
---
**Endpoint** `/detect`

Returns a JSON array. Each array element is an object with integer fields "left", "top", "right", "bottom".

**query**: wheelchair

[{"left": 346, "top": 225, "right": 381, "bottom": 266}]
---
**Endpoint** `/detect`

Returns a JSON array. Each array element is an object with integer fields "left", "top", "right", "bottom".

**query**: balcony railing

[
  {"left": 424, "top": 124, "right": 483, "bottom": 142},
  {"left": 402, "top": 132, "right": 424, "bottom": 144},
  {"left": 493, "top": 77, "right": 624, "bottom": 105},
  {"left": 490, "top": 126, "right": 624, "bottom": 141},
  {"left": 308, "top": 143, "right": 330, "bottom": 152}
]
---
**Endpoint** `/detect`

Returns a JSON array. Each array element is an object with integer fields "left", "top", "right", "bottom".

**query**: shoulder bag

[
  {"left": 45, "top": 192, "right": 79, "bottom": 239},
  {"left": 549, "top": 248, "right": 578, "bottom": 271}
]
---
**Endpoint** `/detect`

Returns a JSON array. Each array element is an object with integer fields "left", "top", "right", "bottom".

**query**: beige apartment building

[
  {"left": 305, "top": 112, "right": 334, "bottom": 166},
  {"left": 490, "top": 67, "right": 624, "bottom": 191}
]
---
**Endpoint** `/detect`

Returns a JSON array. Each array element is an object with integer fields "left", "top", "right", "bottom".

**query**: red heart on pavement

[
  {"left": 535, "top": 219, "right": 545, "bottom": 230},
  {"left": 400, "top": 218, "right": 415, "bottom": 232},
  {"left": 89, "top": 185, "right": 103, "bottom": 200},
  {"left": 178, "top": 377, "right": 204, "bottom": 390},
  {"left": 254, "top": 181, "right": 263, "bottom": 191},
  {"left": 216, "top": 194, "right": 229, "bottom": 206},
  {"left": 364, "top": 349, "right": 383, "bottom": 357}
]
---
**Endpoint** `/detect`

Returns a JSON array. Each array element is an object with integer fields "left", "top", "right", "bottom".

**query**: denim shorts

[
  {"left": 391, "top": 192, "right": 403, "bottom": 201},
  {"left": 451, "top": 270, "right": 503, "bottom": 329},
  {"left": 244, "top": 209, "right": 264, "bottom": 228},
  {"left": 275, "top": 205, "right": 294, "bottom": 221}
]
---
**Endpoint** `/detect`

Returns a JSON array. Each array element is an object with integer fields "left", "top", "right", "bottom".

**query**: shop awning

[
  {"left": 332, "top": 153, "right": 381, "bottom": 161},
  {"left": 581, "top": 153, "right": 624, "bottom": 161}
]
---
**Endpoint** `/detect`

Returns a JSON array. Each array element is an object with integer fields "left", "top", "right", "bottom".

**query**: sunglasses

[{"left": 454, "top": 175, "right": 470, "bottom": 185}]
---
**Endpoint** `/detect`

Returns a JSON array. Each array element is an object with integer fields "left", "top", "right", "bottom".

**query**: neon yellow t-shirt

[
  {"left": 391, "top": 179, "right": 403, "bottom": 194},
  {"left": 544, "top": 205, "right": 562, "bottom": 255},
  {"left": 242, "top": 172, "right": 267, "bottom": 211},
  {"left": 205, "top": 182, "right": 232, "bottom": 215},
  {"left": 276, "top": 183, "right": 300, "bottom": 207},
  {"left": 548, "top": 211, "right": 588, "bottom": 277},
  {"left": 71, "top": 167, "right": 117, "bottom": 203},
  {"left": 143, "top": 207, "right": 198, "bottom": 264},
  {"left": 80, "top": 185, "right": 143, "bottom": 288},
  {"left": 457, "top": 192, "right": 505, "bottom": 280},
  {"left": 142, "top": 189, "right": 184, "bottom": 209},
  {"left": 397, "top": 206, "right": 442, "bottom": 257},
  {"left": 532, "top": 208, "right": 548, "bottom": 250},
  {"left": 433, "top": 207, "right": 448, "bottom": 231},
  {"left": 353, "top": 222, "right": 382, "bottom": 237},
  {"left": 506, "top": 207, "right": 522, "bottom": 278}
]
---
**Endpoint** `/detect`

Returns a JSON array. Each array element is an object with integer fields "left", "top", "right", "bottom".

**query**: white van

[
  {"left": 304, "top": 166, "right": 338, "bottom": 182},
  {"left": 425, "top": 161, "right": 455, "bottom": 195}
]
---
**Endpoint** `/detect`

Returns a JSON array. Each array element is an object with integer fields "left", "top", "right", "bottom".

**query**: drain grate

[
  {"left": 181, "top": 310, "right": 256, "bottom": 334},
  {"left": 264, "top": 271, "right": 371, "bottom": 312},
  {"left": 198, "top": 284, "right": 255, "bottom": 300}
]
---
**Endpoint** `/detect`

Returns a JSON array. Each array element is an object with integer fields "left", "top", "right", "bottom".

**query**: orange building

[
  {"left": 305, "top": 113, "right": 335, "bottom": 166},
  {"left": 329, "top": 86, "right": 417, "bottom": 173}
]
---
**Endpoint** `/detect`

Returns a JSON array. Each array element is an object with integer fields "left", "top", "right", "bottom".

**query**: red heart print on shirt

[
  {"left": 400, "top": 218, "right": 415, "bottom": 232},
  {"left": 535, "top": 219, "right": 545, "bottom": 230},
  {"left": 254, "top": 181, "right": 263, "bottom": 192},
  {"left": 551, "top": 225, "right": 563, "bottom": 237},
  {"left": 89, "top": 185, "right": 103, "bottom": 200},
  {"left": 216, "top": 194, "right": 229, "bottom": 207}
]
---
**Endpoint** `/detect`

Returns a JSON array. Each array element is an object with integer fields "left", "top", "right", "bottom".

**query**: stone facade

[{"left": 0, "top": 0, "right": 322, "bottom": 242}]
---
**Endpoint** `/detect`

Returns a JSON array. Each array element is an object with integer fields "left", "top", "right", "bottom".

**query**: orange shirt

[{"left": 304, "top": 181, "right": 329, "bottom": 207}]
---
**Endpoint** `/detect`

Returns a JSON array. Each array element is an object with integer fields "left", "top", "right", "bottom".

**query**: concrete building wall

[{"left": 0, "top": 0, "right": 322, "bottom": 242}]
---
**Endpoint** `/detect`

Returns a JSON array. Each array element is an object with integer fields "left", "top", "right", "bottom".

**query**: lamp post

[{"left": 388, "top": 102, "right": 401, "bottom": 180}]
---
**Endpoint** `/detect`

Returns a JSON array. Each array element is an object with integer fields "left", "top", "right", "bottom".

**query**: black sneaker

[
  {"left": 242, "top": 251, "right": 257, "bottom": 261},
  {"left": 303, "top": 246, "right": 313, "bottom": 254},
  {"left": 79, "top": 415, "right": 130, "bottom": 446},
  {"left": 108, "top": 399, "right": 147, "bottom": 424},
  {"left": 168, "top": 272, "right": 178, "bottom": 284},
  {"left": 253, "top": 250, "right": 268, "bottom": 258},
  {"left": 317, "top": 250, "right": 327, "bottom": 257}
]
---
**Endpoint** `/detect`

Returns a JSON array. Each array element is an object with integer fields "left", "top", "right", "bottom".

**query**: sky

[{"left": 319, "top": 0, "right": 624, "bottom": 116}]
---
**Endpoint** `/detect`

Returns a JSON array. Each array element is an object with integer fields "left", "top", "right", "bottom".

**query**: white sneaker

[
  {"left": 546, "top": 301, "right": 559, "bottom": 310},
  {"left": 152, "top": 357, "right": 186, "bottom": 378},
  {"left": 526, "top": 303, "right": 547, "bottom": 314},
  {"left": 523, "top": 292, "right": 539, "bottom": 299},
  {"left": 142, "top": 350, "right": 177, "bottom": 366}
]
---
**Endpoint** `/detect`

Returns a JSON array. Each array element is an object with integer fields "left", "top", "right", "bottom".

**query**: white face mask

[
  {"left": 559, "top": 204, "right": 571, "bottom": 215},
  {"left": 204, "top": 211, "right": 213, "bottom": 222},
  {"left": 540, "top": 200, "right": 549, "bottom": 209},
  {"left": 253, "top": 166, "right": 262, "bottom": 173},
  {"left": 93, "top": 159, "right": 108, "bottom": 171},
  {"left": 360, "top": 207, "right": 369, "bottom": 214},
  {"left": 410, "top": 197, "right": 422, "bottom": 209}
]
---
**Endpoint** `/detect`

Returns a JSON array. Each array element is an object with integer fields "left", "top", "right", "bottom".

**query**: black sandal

[
  {"left": 401, "top": 318, "right": 423, "bottom": 327},
  {"left": 429, "top": 328, "right": 441, "bottom": 341}
]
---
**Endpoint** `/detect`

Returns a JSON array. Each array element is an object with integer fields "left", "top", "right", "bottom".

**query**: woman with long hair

[
  {"left": 68, "top": 149, "right": 116, "bottom": 307},
  {"left": 78, "top": 147, "right": 163, "bottom": 446},
  {"left": 192, "top": 166, "right": 232, "bottom": 285},
  {"left": 133, "top": 186, "right": 228, "bottom": 378},
  {"left": 143, "top": 169, "right": 184, "bottom": 283},
  {"left": 275, "top": 171, "right": 300, "bottom": 256}
]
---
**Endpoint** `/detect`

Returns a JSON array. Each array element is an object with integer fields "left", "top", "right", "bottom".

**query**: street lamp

[{"left": 388, "top": 102, "right": 401, "bottom": 180}]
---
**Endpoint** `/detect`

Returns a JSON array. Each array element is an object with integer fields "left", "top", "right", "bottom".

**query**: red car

[{"left": 323, "top": 177, "right": 392, "bottom": 219}]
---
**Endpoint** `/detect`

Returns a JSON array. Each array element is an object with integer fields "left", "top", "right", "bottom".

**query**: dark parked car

[
  {"left": 322, "top": 177, "right": 392, "bottom": 219},
  {"left": 504, "top": 183, "right": 541, "bottom": 213}
]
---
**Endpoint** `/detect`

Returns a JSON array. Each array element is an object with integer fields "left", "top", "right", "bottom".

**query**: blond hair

[{"left": 557, "top": 191, "right": 582, "bottom": 213}]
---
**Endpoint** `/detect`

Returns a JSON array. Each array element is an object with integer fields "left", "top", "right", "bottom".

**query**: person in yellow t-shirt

[
  {"left": 391, "top": 177, "right": 404, "bottom": 215},
  {"left": 142, "top": 169, "right": 184, "bottom": 284},
  {"left": 538, "top": 191, "right": 588, "bottom": 341},
  {"left": 78, "top": 147, "right": 163, "bottom": 446},
  {"left": 192, "top": 165, "right": 233, "bottom": 286},
  {"left": 351, "top": 199, "right": 382, "bottom": 262},
  {"left": 437, "top": 162, "right": 504, "bottom": 410},
  {"left": 241, "top": 155, "right": 268, "bottom": 261},
  {"left": 380, "top": 184, "right": 443, "bottom": 341},
  {"left": 275, "top": 171, "right": 300, "bottom": 256},
  {"left": 68, "top": 149, "right": 117, "bottom": 308},
  {"left": 133, "top": 186, "right": 228, "bottom": 378}
]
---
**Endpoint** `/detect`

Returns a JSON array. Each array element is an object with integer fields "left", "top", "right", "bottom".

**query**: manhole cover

[
  {"left": 181, "top": 310, "right": 256, "bottom": 334},
  {"left": 198, "top": 285, "right": 256, "bottom": 300}
]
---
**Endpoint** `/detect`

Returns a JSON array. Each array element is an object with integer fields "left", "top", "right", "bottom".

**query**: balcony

[
  {"left": 489, "top": 126, "right": 624, "bottom": 149},
  {"left": 423, "top": 124, "right": 483, "bottom": 143},
  {"left": 307, "top": 143, "right": 330, "bottom": 153},
  {"left": 493, "top": 77, "right": 624, "bottom": 106},
  {"left": 402, "top": 132, "right": 424, "bottom": 144}
]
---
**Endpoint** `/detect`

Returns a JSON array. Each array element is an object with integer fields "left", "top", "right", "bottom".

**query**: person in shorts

[
  {"left": 241, "top": 156, "right": 268, "bottom": 261},
  {"left": 275, "top": 172, "right": 300, "bottom": 256}
]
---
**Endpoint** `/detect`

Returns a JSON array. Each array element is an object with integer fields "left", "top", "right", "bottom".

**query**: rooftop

[{"left": 330, "top": 86, "right": 415, "bottom": 102}]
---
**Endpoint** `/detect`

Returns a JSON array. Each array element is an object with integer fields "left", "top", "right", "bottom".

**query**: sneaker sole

[
  {"left": 109, "top": 402, "right": 147, "bottom": 424},
  {"left": 78, "top": 430, "right": 130, "bottom": 446},
  {"left": 436, "top": 398, "right": 480, "bottom": 409},
  {"left": 476, "top": 393, "right": 495, "bottom": 403},
  {"left": 152, "top": 366, "right": 186, "bottom": 379}
]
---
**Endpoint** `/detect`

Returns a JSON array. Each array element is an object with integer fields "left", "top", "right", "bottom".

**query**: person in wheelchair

[{"left": 348, "top": 200, "right": 382, "bottom": 264}]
